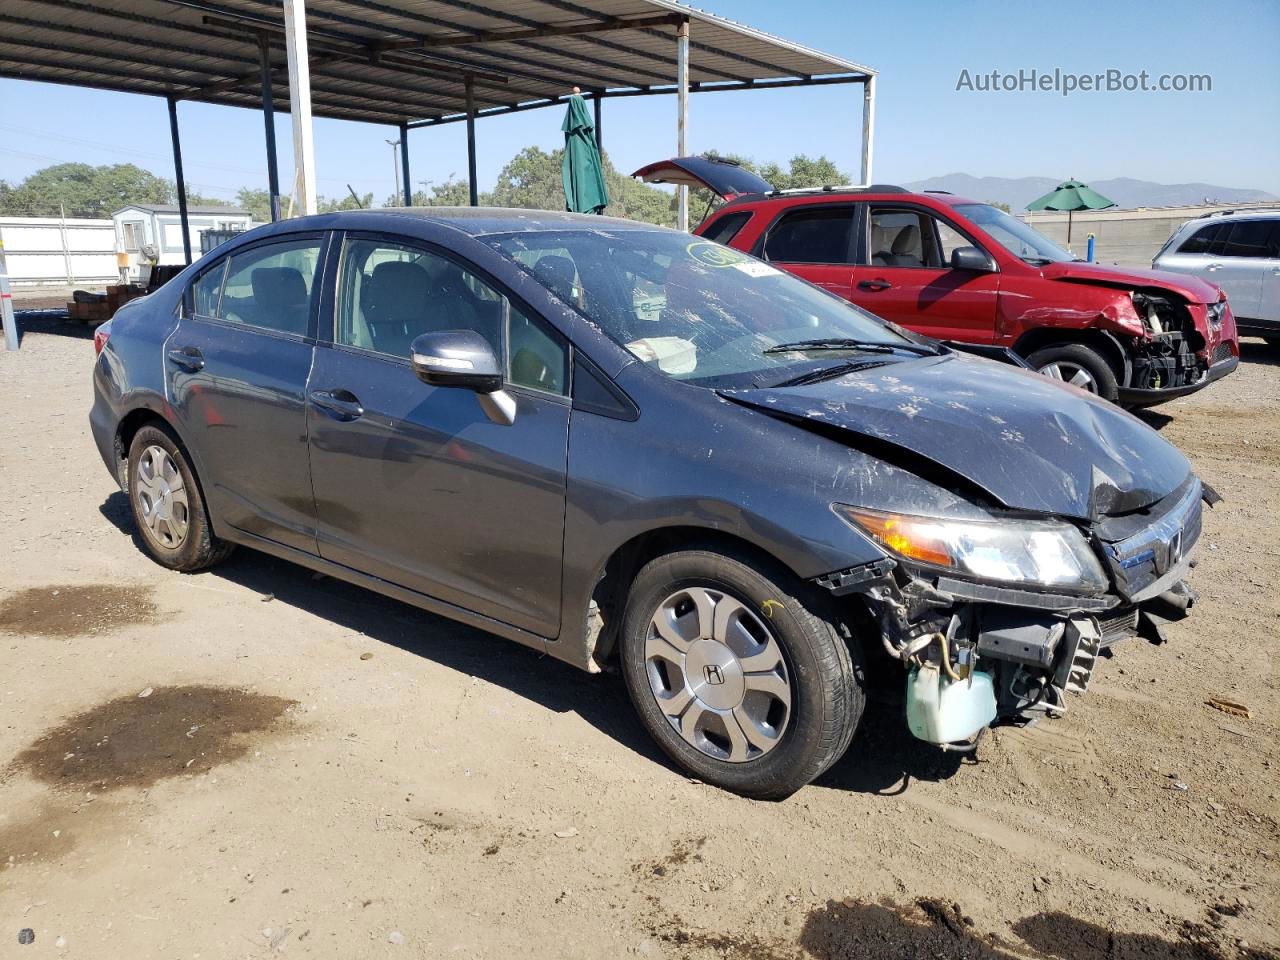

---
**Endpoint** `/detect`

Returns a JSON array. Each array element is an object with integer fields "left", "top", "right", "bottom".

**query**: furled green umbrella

[
  {"left": 1026, "top": 178, "right": 1116, "bottom": 246},
  {"left": 561, "top": 92, "right": 608, "bottom": 215}
]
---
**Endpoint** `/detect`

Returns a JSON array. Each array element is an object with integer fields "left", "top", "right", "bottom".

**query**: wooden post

[{"left": 676, "top": 18, "right": 689, "bottom": 232}]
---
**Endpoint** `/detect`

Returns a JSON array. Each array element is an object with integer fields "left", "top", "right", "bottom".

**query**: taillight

[{"left": 93, "top": 321, "right": 111, "bottom": 357}]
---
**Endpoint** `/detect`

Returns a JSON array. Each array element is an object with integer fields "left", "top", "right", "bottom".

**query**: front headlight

[{"left": 834, "top": 505, "right": 1109, "bottom": 593}]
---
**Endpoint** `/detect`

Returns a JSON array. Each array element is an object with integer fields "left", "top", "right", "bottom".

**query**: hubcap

[
  {"left": 1038, "top": 360, "right": 1098, "bottom": 392},
  {"left": 644, "top": 587, "right": 791, "bottom": 763},
  {"left": 135, "top": 444, "right": 189, "bottom": 549}
]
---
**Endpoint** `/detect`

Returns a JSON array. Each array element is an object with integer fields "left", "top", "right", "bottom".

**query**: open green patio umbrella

[
  {"left": 1026, "top": 178, "right": 1116, "bottom": 246},
  {"left": 561, "top": 92, "right": 608, "bottom": 215}
]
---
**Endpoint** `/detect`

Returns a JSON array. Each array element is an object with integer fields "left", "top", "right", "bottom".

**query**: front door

[
  {"left": 167, "top": 233, "right": 327, "bottom": 554},
  {"left": 1207, "top": 219, "right": 1274, "bottom": 321},
  {"left": 848, "top": 205, "right": 1001, "bottom": 343},
  {"left": 305, "top": 235, "right": 571, "bottom": 637}
]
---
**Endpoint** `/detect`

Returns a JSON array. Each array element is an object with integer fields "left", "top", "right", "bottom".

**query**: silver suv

[{"left": 1154, "top": 210, "right": 1280, "bottom": 345}]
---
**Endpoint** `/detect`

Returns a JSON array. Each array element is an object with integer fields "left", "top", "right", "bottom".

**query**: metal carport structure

[{"left": 0, "top": 0, "right": 875, "bottom": 282}]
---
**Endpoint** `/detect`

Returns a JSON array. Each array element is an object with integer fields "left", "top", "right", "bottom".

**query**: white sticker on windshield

[{"left": 732, "top": 260, "right": 781, "bottom": 278}]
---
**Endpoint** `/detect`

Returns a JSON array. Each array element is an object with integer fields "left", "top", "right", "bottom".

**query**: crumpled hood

[
  {"left": 1039, "top": 261, "right": 1220, "bottom": 304},
  {"left": 721, "top": 353, "right": 1191, "bottom": 520}
]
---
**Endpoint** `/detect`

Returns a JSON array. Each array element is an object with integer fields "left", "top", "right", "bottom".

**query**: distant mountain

[{"left": 901, "top": 173, "right": 1278, "bottom": 211}]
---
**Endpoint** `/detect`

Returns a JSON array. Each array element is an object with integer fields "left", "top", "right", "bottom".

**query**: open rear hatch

[{"left": 631, "top": 155, "right": 775, "bottom": 201}]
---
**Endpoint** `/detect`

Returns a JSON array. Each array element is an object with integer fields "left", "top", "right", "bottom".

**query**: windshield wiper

[
  {"left": 764, "top": 337, "right": 940, "bottom": 357},
  {"left": 770, "top": 358, "right": 893, "bottom": 388}
]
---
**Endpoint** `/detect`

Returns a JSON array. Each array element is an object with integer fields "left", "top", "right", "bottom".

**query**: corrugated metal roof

[{"left": 0, "top": 0, "right": 874, "bottom": 126}]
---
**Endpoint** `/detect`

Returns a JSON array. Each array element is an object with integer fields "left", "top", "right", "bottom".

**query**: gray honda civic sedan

[{"left": 91, "top": 209, "right": 1210, "bottom": 798}]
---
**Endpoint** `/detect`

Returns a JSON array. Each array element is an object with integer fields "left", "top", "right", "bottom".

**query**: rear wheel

[
  {"left": 127, "top": 423, "right": 233, "bottom": 571},
  {"left": 1028, "top": 342, "right": 1119, "bottom": 401},
  {"left": 619, "top": 547, "right": 863, "bottom": 800}
]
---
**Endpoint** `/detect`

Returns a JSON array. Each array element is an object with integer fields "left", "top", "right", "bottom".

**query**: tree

[
  {"left": 235, "top": 187, "right": 272, "bottom": 223},
  {"left": 318, "top": 191, "right": 374, "bottom": 213},
  {"left": 0, "top": 162, "right": 175, "bottom": 217},
  {"left": 400, "top": 176, "right": 474, "bottom": 207},
  {"left": 987, "top": 200, "right": 1012, "bottom": 213}
]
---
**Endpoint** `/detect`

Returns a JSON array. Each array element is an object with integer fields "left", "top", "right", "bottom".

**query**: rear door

[
  {"left": 757, "top": 204, "right": 858, "bottom": 299},
  {"left": 848, "top": 204, "right": 1001, "bottom": 343},
  {"left": 167, "top": 233, "right": 327, "bottom": 554},
  {"left": 1207, "top": 219, "right": 1272, "bottom": 321},
  {"left": 305, "top": 233, "right": 571, "bottom": 637}
]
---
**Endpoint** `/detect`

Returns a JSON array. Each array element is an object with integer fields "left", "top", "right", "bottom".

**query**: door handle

[
  {"left": 1206, "top": 263, "right": 1221, "bottom": 272},
  {"left": 167, "top": 347, "right": 204, "bottom": 371},
  {"left": 310, "top": 389, "right": 364, "bottom": 421},
  {"left": 858, "top": 279, "right": 893, "bottom": 292}
]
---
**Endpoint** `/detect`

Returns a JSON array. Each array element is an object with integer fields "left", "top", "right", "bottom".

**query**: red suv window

[{"left": 762, "top": 207, "right": 855, "bottom": 264}]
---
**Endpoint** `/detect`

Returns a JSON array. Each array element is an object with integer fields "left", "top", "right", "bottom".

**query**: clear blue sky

[{"left": 2, "top": 0, "right": 1277, "bottom": 205}]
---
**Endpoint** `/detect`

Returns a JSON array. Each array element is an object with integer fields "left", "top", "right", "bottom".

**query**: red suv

[{"left": 634, "top": 157, "right": 1239, "bottom": 406}]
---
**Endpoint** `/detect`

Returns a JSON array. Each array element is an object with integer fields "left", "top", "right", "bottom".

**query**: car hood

[
  {"left": 720, "top": 353, "right": 1191, "bottom": 520},
  {"left": 1040, "top": 261, "right": 1220, "bottom": 304}
]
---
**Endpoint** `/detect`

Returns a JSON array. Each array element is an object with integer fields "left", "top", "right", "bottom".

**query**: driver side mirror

[
  {"left": 410, "top": 329, "right": 516, "bottom": 426},
  {"left": 950, "top": 246, "right": 995, "bottom": 272}
]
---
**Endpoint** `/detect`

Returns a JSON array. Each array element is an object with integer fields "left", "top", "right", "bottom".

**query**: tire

[
  {"left": 619, "top": 547, "right": 864, "bottom": 800},
  {"left": 1028, "top": 342, "right": 1119, "bottom": 402},
  {"left": 126, "top": 423, "right": 234, "bottom": 571}
]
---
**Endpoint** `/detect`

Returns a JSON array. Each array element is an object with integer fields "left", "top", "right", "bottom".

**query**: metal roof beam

[
  {"left": 408, "top": 74, "right": 866, "bottom": 128},
  {"left": 0, "top": 36, "right": 470, "bottom": 114},
  {"left": 529, "top": 0, "right": 800, "bottom": 78},
  {"left": 0, "top": 63, "right": 411, "bottom": 125},
  {"left": 377, "top": 13, "right": 684, "bottom": 50},
  {"left": 0, "top": 46, "right": 432, "bottom": 123},
  {"left": 323, "top": 0, "right": 749, "bottom": 84}
]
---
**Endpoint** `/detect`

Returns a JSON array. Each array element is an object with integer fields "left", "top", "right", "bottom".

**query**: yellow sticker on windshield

[
  {"left": 686, "top": 240, "right": 780, "bottom": 277},
  {"left": 686, "top": 240, "right": 747, "bottom": 267}
]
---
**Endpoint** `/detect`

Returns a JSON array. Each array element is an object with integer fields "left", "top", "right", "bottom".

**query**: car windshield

[
  {"left": 954, "top": 203, "right": 1075, "bottom": 264},
  {"left": 480, "top": 228, "right": 919, "bottom": 389}
]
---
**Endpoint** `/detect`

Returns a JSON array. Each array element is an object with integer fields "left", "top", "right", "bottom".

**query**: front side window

[
  {"left": 953, "top": 203, "right": 1074, "bottom": 265},
  {"left": 482, "top": 228, "right": 911, "bottom": 390},
  {"left": 336, "top": 238, "right": 568, "bottom": 395},
  {"left": 868, "top": 209, "right": 932, "bottom": 268},
  {"left": 762, "top": 207, "right": 854, "bottom": 264},
  {"left": 217, "top": 238, "right": 322, "bottom": 335}
]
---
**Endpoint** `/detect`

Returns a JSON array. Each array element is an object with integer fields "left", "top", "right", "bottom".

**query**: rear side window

[
  {"left": 191, "top": 261, "right": 226, "bottom": 317},
  {"left": 763, "top": 207, "right": 854, "bottom": 264},
  {"left": 217, "top": 239, "right": 323, "bottom": 336},
  {"left": 701, "top": 211, "right": 752, "bottom": 246},
  {"left": 1219, "top": 220, "right": 1277, "bottom": 258},
  {"left": 1177, "top": 223, "right": 1223, "bottom": 255}
]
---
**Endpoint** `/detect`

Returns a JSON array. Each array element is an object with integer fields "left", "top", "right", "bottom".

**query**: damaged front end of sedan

[{"left": 811, "top": 475, "right": 1218, "bottom": 750}]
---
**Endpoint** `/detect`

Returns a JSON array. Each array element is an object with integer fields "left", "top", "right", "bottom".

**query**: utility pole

[{"left": 387, "top": 138, "right": 402, "bottom": 205}]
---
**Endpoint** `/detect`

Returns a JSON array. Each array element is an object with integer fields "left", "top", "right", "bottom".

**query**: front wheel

[
  {"left": 1027, "top": 342, "right": 1119, "bottom": 401},
  {"left": 619, "top": 548, "right": 863, "bottom": 800}
]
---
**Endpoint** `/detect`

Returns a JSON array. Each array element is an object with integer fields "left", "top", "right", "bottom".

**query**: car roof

[
  {"left": 1177, "top": 209, "right": 1280, "bottom": 230},
  {"left": 719, "top": 188, "right": 984, "bottom": 210},
  {"left": 300, "top": 206, "right": 664, "bottom": 237}
]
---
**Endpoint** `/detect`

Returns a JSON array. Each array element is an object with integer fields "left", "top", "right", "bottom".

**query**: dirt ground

[{"left": 1, "top": 315, "right": 1277, "bottom": 959}]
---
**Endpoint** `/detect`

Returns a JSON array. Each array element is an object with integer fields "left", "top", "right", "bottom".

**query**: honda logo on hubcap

[{"left": 703, "top": 664, "right": 725, "bottom": 686}]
